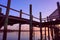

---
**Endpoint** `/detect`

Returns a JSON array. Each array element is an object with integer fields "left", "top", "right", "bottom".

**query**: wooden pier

[{"left": 0, "top": 0, "right": 60, "bottom": 40}]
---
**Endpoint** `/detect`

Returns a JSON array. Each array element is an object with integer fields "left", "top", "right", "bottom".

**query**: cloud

[{"left": 1, "top": 24, "right": 30, "bottom": 30}]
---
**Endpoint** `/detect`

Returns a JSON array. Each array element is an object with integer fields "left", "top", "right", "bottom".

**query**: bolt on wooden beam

[
  {"left": 18, "top": 10, "right": 22, "bottom": 40},
  {"left": 39, "top": 12, "right": 42, "bottom": 40},
  {"left": 29, "top": 4, "right": 33, "bottom": 40},
  {"left": 2, "top": 0, "right": 11, "bottom": 40}
]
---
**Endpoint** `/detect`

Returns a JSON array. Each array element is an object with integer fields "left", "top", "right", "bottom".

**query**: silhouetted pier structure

[{"left": 0, "top": 0, "right": 60, "bottom": 40}]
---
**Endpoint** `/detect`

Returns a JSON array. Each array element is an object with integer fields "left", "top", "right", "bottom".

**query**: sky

[
  {"left": 0, "top": 0, "right": 60, "bottom": 18},
  {"left": 0, "top": 0, "right": 60, "bottom": 30}
]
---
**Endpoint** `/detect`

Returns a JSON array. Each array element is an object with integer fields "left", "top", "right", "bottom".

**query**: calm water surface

[
  {"left": 0, "top": 32, "right": 52, "bottom": 40},
  {"left": 0, "top": 32, "right": 39, "bottom": 40}
]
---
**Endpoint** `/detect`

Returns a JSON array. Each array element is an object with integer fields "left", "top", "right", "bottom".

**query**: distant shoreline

[{"left": 0, "top": 30, "right": 40, "bottom": 32}]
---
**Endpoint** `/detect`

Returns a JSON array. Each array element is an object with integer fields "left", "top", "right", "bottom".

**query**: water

[
  {"left": 0, "top": 32, "right": 29, "bottom": 40},
  {"left": 0, "top": 32, "right": 52, "bottom": 40},
  {"left": 0, "top": 32, "right": 40, "bottom": 40}
]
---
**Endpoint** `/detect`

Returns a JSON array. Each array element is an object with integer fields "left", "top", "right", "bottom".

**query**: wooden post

[
  {"left": 48, "top": 26, "right": 50, "bottom": 40},
  {"left": 51, "top": 19, "right": 54, "bottom": 40},
  {"left": 33, "top": 28, "right": 35, "bottom": 40},
  {"left": 51, "top": 27, "right": 53, "bottom": 40},
  {"left": 57, "top": 2, "right": 60, "bottom": 18},
  {"left": 47, "top": 17, "right": 50, "bottom": 40},
  {"left": 3, "top": 0, "right": 11, "bottom": 40},
  {"left": 18, "top": 10, "right": 22, "bottom": 40},
  {"left": 29, "top": 4, "right": 33, "bottom": 40},
  {"left": 39, "top": 12, "right": 42, "bottom": 40},
  {"left": 47, "top": 16, "right": 48, "bottom": 22},
  {"left": 45, "top": 27, "right": 46, "bottom": 40},
  {"left": 43, "top": 20, "right": 46, "bottom": 40},
  {"left": 54, "top": 26, "right": 60, "bottom": 40},
  {"left": 0, "top": 8, "right": 2, "bottom": 29},
  {"left": 51, "top": 25, "right": 54, "bottom": 40},
  {"left": 0, "top": 8, "right": 2, "bottom": 14}
]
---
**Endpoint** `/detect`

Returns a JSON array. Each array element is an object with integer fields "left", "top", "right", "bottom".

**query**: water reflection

[
  {"left": 0, "top": 32, "right": 53, "bottom": 40},
  {"left": 0, "top": 25, "right": 54, "bottom": 40},
  {"left": 0, "top": 32, "right": 29, "bottom": 40}
]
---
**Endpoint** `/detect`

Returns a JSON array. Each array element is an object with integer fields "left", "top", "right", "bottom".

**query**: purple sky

[{"left": 0, "top": 0, "right": 60, "bottom": 18}]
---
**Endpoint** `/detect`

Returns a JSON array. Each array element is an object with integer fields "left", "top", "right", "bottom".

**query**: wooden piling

[
  {"left": 51, "top": 25, "right": 55, "bottom": 40},
  {"left": 57, "top": 2, "right": 60, "bottom": 18},
  {"left": 45, "top": 27, "right": 46, "bottom": 40},
  {"left": 48, "top": 26, "right": 50, "bottom": 40},
  {"left": 2, "top": 0, "right": 11, "bottom": 40},
  {"left": 29, "top": 4, "right": 33, "bottom": 40},
  {"left": 51, "top": 27, "right": 53, "bottom": 40},
  {"left": 43, "top": 20, "right": 46, "bottom": 40},
  {"left": 39, "top": 12, "right": 42, "bottom": 40},
  {"left": 0, "top": 8, "right": 2, "bottom": 14},
  {"left": 47, "top": 17, "right": 50, "bottom": 40},
  {"left": 18, "top": 10, "right": 22, "bottom": 40},
  {"left": 51, "top": 19, "right": 54, "bottom": 40},
  {"left": 0, "top": 8, "right": 2, "bottom": 28},
  {"left": 33, "top": 28, "right": 35, "bottom": 40}
]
